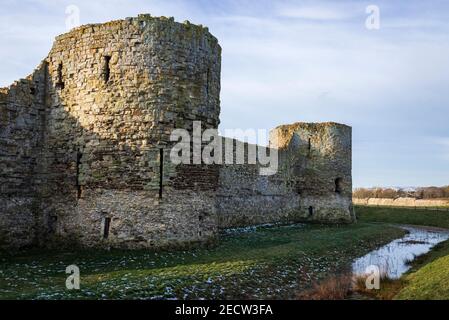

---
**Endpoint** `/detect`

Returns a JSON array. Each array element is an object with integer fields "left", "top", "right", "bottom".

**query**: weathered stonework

[
  {"left": 216, "top": 123, "right": 354, "bottom": 228},
  {"left": 0, "top": 14, "right": 354, "bottom": 250}
]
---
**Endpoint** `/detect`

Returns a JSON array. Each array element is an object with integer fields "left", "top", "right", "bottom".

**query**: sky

[{"left": 1, "top": 0, "right": 449, "bottom": 188}]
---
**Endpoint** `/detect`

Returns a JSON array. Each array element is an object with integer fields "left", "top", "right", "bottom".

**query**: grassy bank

[
  {"left": 395, "top": 240, "right": 449, "bottom": 299},
  {"left": 0, "top": 222, "right": 404, "bottom": 300},
  {"left": 356, "top": 205, "right": 449, "bottom": 300}
]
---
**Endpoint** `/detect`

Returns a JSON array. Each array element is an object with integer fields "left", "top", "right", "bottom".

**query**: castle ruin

[{"left": 0, "top": 14, "right": 355, "bottom": 250}]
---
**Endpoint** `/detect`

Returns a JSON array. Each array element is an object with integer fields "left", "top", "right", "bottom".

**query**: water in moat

[{"left": 352, "top": 226, "right": 449, "bottom": 279}]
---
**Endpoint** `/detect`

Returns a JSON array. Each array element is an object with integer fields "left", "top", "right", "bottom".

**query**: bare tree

[{"left": 353, "top": 186, "right": 449, "bottom": 199}]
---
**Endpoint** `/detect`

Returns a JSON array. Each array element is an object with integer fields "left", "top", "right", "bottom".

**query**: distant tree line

[{"left": 353, "top": 186, "right": 449, "bottom": 199}]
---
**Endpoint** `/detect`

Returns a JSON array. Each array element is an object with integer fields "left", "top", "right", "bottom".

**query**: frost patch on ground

[{"left": 222, "top": 223, "right": 306, "bottom": 235}]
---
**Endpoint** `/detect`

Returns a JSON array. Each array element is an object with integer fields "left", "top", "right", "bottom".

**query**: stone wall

[
  {"left": 45, "top": 189, "right": 217, "bottom": 249},
  {"left": 215, "top": 124, "right": 355, "bottom": 228},
  {"left": 1, "top": 15, "right": 222, "bottom": 249},
  {"left": 0, "top": 63, "right": 48, "bottom": 248},
  {"left": 0, "top": 14, "right": 354, "bottom": 250},
  {"left": 43, "top": 14, "right": 220, "bottom": 192},
  {"left": 38, "top": 15, "right": 221, "bottom": 249},
  {"left": 216, "top": 138, "right": 301, "bottom": 228},
  {"left": 270, "top": 122, "right": 355, "bottom": 223}
]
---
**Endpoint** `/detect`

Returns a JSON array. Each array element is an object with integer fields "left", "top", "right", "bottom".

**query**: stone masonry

[{"left": 0, "top": 14, "right": 355, "bottom": 250}]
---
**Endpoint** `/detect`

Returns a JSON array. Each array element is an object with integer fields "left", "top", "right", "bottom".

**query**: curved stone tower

[
  {"left": 0, "top": 15, "right": 222, "bottom": 249},
  {"left": 269, "top": 122, "right": 355, "bottom": 223}
]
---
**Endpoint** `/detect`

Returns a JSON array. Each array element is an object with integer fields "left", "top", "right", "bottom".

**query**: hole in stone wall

[
  {"left": 103, "top": 217, "right": 111, "bottom": 239},
  {"left": 308, "top": 138, "right": 311, "bottom": 151},
  {"left": 30, "top": 87, "right": 36, "bottom": 95},
  {"left": 56, "top": 63, "right": 64, "bottom": 89},
  {"left": 48, "top": 215, "right": 57, "bottom": 234},
  {"left": 335, "top": 177, "right": 343, "bottom": 194},
  {"left": 76, "top": 149, "right": 83, "bottom": 199},
  {"left": 159, "top": 148, "right": 164, "bottom": 199},
  {"left": 103, "top": 56, "right": 111, "bottom": 83},
  {"left": 308, "top": 206, "right": 314, "bottom": 216},
  {"left": 206, "top": 68, "right": 210, "bottom": 97}
]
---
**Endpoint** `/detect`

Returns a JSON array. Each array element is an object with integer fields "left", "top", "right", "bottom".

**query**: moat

[{"left": 352, "top": 226, "right": 449, "bottom": 279}]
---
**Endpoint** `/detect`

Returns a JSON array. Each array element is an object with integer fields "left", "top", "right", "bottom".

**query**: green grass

[
  {"left": 0, "top": 222, "right": 404, "bottom": 300},
  {"left": 356, "top": 205, "right": 449, "bottom": 300},
  {"left": 395, "top": 243, "right": 449, "bottom": 299},
  {"left": 356, "top": 206, "right": 449, "bottom": 228},
  {"left": 393, "top": 237, "right": 449, "bottom": 300}
]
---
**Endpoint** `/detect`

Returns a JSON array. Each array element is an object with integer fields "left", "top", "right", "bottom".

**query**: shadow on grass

[{"left": 0, "top": 222, "right": 405, "bottom": 299}]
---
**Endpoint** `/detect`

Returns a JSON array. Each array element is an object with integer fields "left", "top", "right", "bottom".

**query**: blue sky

[{"left": 1, "top": 0, "right": 449, "bottom": 188}]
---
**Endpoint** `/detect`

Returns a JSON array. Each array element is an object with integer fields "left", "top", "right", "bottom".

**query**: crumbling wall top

[
  {"left": 270, "top": 122, "right": 351, "bottom": 150},
  {"left": 55, "top": 14, "right": 218, "bottom": 45}
]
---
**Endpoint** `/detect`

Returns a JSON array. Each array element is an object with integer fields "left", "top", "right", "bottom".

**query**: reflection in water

[{"left": 352, "top": 226, "right": 449, "bottom": 279}]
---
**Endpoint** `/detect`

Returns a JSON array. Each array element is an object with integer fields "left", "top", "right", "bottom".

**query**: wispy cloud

[
  {"left": 435, "top": 138, "right": 449, "bottom": 160},
  {"left": 276, "top": 5, "right": 354, "bottom": 21}
]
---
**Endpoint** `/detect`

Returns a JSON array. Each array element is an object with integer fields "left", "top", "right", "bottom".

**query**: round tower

[
  {"left": 44, "top": 14, "right": 221, "bottom": 190},
  {"left": 39, "top": 15, "right": 222, "bottom": 248},
  {"left": 270, "top": 122, "right": 355, "bottom": 223}
]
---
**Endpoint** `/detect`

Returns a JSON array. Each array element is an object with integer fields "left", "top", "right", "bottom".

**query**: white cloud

[
  {"left": 435, "top": 138, "right": 449, "bottom": 160},
  {"left": 276, "top": 5, "right": 354, "bottom": 20}
]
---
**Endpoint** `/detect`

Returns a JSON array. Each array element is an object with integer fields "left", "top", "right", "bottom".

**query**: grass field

[
  {"left": 395, "top": 242, "right": 449, "bottom": 299},
  {"left": 2, "top": 206, "right": 448, "bottom": 300},
  {"left": 356, "top": 206, "right": 449, "bottom": 229},
  {"left": 356, "top": 205, "right": 449, "bottom": 300},
  {"left": 0, "top": 222, "right": 404, "bottom": 300}
]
